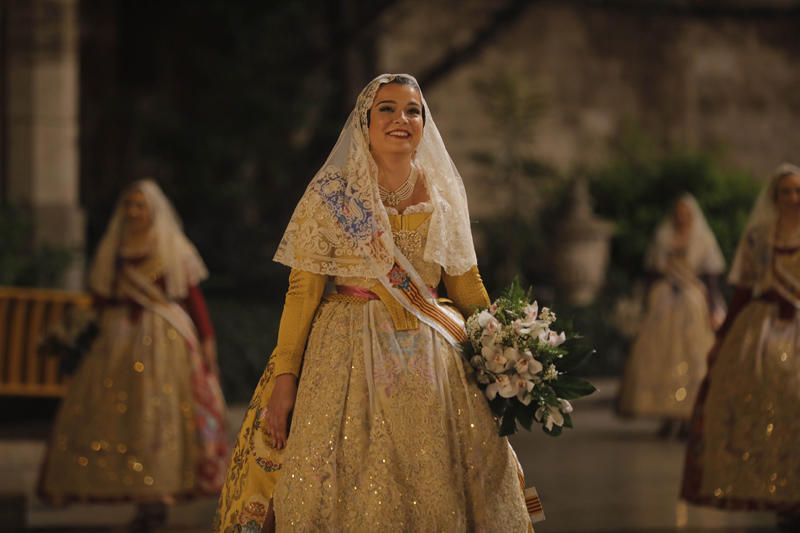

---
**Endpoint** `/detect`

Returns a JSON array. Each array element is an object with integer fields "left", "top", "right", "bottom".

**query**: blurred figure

[
  {"left": 682, "top": 164, "right": 800, "bottom": 529},
  {"left": 38, "top": 180, "right": 228, "bottom": 532},
  {"left": 214, "top": 74, "right": 531, "bottom": 532},
  {"left": 618, "top": 194, "right": 726, "bottom": 437}
]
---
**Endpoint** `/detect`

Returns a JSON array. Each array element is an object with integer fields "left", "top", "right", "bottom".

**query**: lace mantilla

[{"left": 273, "top": 73, "right": 477, "bottom": 278}]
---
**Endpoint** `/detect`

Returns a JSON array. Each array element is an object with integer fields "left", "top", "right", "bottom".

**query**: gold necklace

[{"left": 378, "top": 167, "right": 418, "bottom": 208}]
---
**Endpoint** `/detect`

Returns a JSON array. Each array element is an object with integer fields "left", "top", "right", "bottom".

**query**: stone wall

[
  {"left": 376, "top": 1, "right": 800, "bottom": 218},
  {"left": 3, "top": 0, "right": 84, "bottom": 288}
]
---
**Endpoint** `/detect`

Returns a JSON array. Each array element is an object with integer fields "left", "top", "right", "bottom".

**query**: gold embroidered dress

[
  {"left": 214, "top": 74, "right": 531, "bottom": 532},
  {"left": 618, "top": 197, "right": 725, "bottom": 420},
  {"left": 618, "top": 250, "right": 716, "bottom": 418},
  {"left": 274, "top": 204, "right": 528, "bottom": 532},
  {"left": 683, "top": 199, "right": 800, "bottom": 511},
  {"left": 38, "top": 180, "right": 228, "bottom": 503}
]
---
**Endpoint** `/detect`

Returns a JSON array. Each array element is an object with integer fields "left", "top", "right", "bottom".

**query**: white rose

[
  {"left": 516, "top": 353, "right": 543, "bottom": 379},
  {"left": 483, "top": 346, "right": 509, "bottom": 373},
  {"left": 478, "top": 310, "right": 495, "bottom": 327},
  {"left": 512, "top": 318, "right": 530, "bottom": 336},
  {"left": 514, "top": 376, "right": 533, "bottom": 405},
  {"left": 486, "top": 374, "right": 517, "bottom": 400},
  {"left": 539, "top": 330, "right": 566, "bottom": 347},
  {"left": 535, "top": 405, "right": 565, "bottom": 430},
  {"left": 503, "top": 346, "right": 522, "bottom": 364},
  {"left": 559, "top": 399, "right": 573, "bottom": 414},
  {"left": 525, "top": 302, "right": 539, "bottom": 321},
  {"left": 485, "top": 316, "right": 501, "bottom": 336}
]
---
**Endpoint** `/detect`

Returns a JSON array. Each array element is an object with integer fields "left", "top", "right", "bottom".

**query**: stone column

[{"left": 5, "top": 0, "right": 84, "bottom": 289}]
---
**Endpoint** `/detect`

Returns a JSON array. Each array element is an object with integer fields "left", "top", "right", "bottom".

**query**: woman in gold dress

[
  {"left": 214, "top": 74, "right": 533, "bottom": 532},
  {"left": 682, "top": 164, "right": 800, "bottom": 526},
  {"left": 38, "top": 180, "right": 228, "bottom": 530},
  {"left": 618, "top": 195, "right": 725, "bottom": 436}
]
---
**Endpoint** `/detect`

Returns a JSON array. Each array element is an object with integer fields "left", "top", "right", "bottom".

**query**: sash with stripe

[
  {"left": 380, "top": 252, "right": 546, "bottom": 526},
  {"left": 525, "top": 487, "right": 545, "bottom": 524},
  {"left": 377, "top": 250, "right": 467, "bottom": 347}
]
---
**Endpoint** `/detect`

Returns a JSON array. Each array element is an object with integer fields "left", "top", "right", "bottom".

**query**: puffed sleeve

[
  {"left": 442, "top": 265, "right": 491, "bottom": 317},
  {"left": 269, "top": 269, "right": 327, "bottom": 378}
]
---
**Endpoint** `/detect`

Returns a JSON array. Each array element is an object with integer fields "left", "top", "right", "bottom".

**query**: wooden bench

[{"left": 0, "top": 286, "right": 91, "bottom": 397}]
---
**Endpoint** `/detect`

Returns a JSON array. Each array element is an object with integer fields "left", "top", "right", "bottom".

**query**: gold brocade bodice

[{"left": 334, "top": 211, "right": 439, "bottom": 289}]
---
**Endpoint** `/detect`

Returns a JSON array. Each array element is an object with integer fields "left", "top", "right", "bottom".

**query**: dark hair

[{"left": 366, "top": 77, "right": 426, "bottom": 127}]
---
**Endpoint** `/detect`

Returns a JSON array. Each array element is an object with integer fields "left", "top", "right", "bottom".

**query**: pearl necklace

[{"left": 378, "top": 167, "right": 418, "bottom": 208}]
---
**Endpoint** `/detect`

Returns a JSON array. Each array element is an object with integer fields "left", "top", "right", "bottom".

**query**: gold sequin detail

[
  {"left": 272, "top": 269, "right": 529, "bottom": 530},
  {"left": 688, "top": 240, "right": 800, "bottom": 507},
  {"left": 392, "top": 229, "right": 423, "bottom": 256}
]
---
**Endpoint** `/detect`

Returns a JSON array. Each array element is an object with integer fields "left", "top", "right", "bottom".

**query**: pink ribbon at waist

[
  {"left": 336, "top": 285, "right": 380, "bottom": 300},
  {"left": 336, "top": 285, "right": 439, "bottom": 300}
]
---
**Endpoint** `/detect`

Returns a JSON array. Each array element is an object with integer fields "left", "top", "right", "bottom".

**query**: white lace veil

[
  {"left": 273, "top": 73, "right": 477, "bottom": 278},
  {"left": 645, "top": 193, "right": 725, "bottom": 275},
  {"left": 729, "top": 162, "right": 800, "bottom": 288},
  {"left": 88, "top": 179, "right": 209, "bottom": 299}
]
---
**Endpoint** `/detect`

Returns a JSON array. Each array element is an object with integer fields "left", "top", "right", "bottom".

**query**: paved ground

[{"left": 0, "top": 379, "right": 779, "bottom": 532}]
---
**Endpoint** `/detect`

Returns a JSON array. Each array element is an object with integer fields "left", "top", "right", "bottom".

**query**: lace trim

[{"left": 385, "top": 202, "right": 434, "bottom": 216}]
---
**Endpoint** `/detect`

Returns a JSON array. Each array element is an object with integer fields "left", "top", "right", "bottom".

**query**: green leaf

[
  {"left": 489, "top": 396, "right": 509, "bottom": 418},
  {"left": 499, "top": 411, "right": 518, "bottom": 437},
  {"left": 542, "top": 423, "right": 563, "bottom": 437},
  {"left": 515, "top": 405, "right": 534, "bottom": 431},
  {"left": 562, "top": 412, "right": 574, "bottom": 429},
  {"left": 557, "top": 345, "right": 597, "bottom": 373},
  {"left": 551, "top": 375, "right": 597, "bottom": 400}
]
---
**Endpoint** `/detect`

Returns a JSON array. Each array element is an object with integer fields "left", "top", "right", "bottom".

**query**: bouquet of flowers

[{"left": 464, "top": 282, "right": 596, "bottom": 436}]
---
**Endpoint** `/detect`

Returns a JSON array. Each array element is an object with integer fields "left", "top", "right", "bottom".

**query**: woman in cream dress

[
  {"left": 214, "top": 74, "right": 533, "bottom": 532},
  {"left": 618, "top": 195, "right": 725, "bottom": 434},
  {"left": 682, "top": 164, "right": 800, "bottom": 526},
  {"left": 38, "top": 180, "right": 228, "bottom": 530}
]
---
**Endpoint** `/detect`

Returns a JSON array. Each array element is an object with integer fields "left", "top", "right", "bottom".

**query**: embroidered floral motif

[
  {"left": 387, "top": 264, "right": 411, "bottom": 290},
  {"left": 393, "top": 229, "right": 423, "bottom": 257},
  {"left": 272, "top": 294, "right": 529, "bottom": 531},
  {"left": 313, "top": 171, "right": 374, "bottom": 242},
  {"left": 256, "top": 457, "right": 281, "bottom": 472}
]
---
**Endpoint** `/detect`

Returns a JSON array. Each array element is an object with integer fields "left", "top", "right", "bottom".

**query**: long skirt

[
  {"left": 618, "top": 279, "right": 714, "bottom": 419},
  {"left": 38, "top": 305, "right": 227, "bottom": 503},
  {"left": 273, "top": 296, "right": 530, "bottom": 532},
  {"left": 682, "top": 301, "right": 800, "bottom": 511}
]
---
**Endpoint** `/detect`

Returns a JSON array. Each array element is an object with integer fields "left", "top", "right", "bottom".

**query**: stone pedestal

[
  {"left": 553, "top": 178, "right": 614, "bottom": 306},
  {"left": 4, "top": 0, "right": 84, "bottom": 289}
]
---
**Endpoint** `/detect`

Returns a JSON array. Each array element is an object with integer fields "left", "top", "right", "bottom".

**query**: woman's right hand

[{"left": 264, "top": 373, "right": 298, "bottom": 450}]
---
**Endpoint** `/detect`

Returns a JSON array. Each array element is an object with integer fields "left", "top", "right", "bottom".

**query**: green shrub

[{"left": 0, "top": 207, "right": 73, "bottom": 287}]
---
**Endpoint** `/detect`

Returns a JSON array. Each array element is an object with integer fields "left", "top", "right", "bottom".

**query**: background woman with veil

[
  {"left": 617, "top": 194, "right": 726, "bottom": 437},
  {"left": 214, "top": 74, "right": 533, "bottom": 532},
  {"left": 38, "top": 180, "right": 228, "bottom": 531},
  {"left": 682, "top": 164, "right": 800, "bottom": 529}
]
